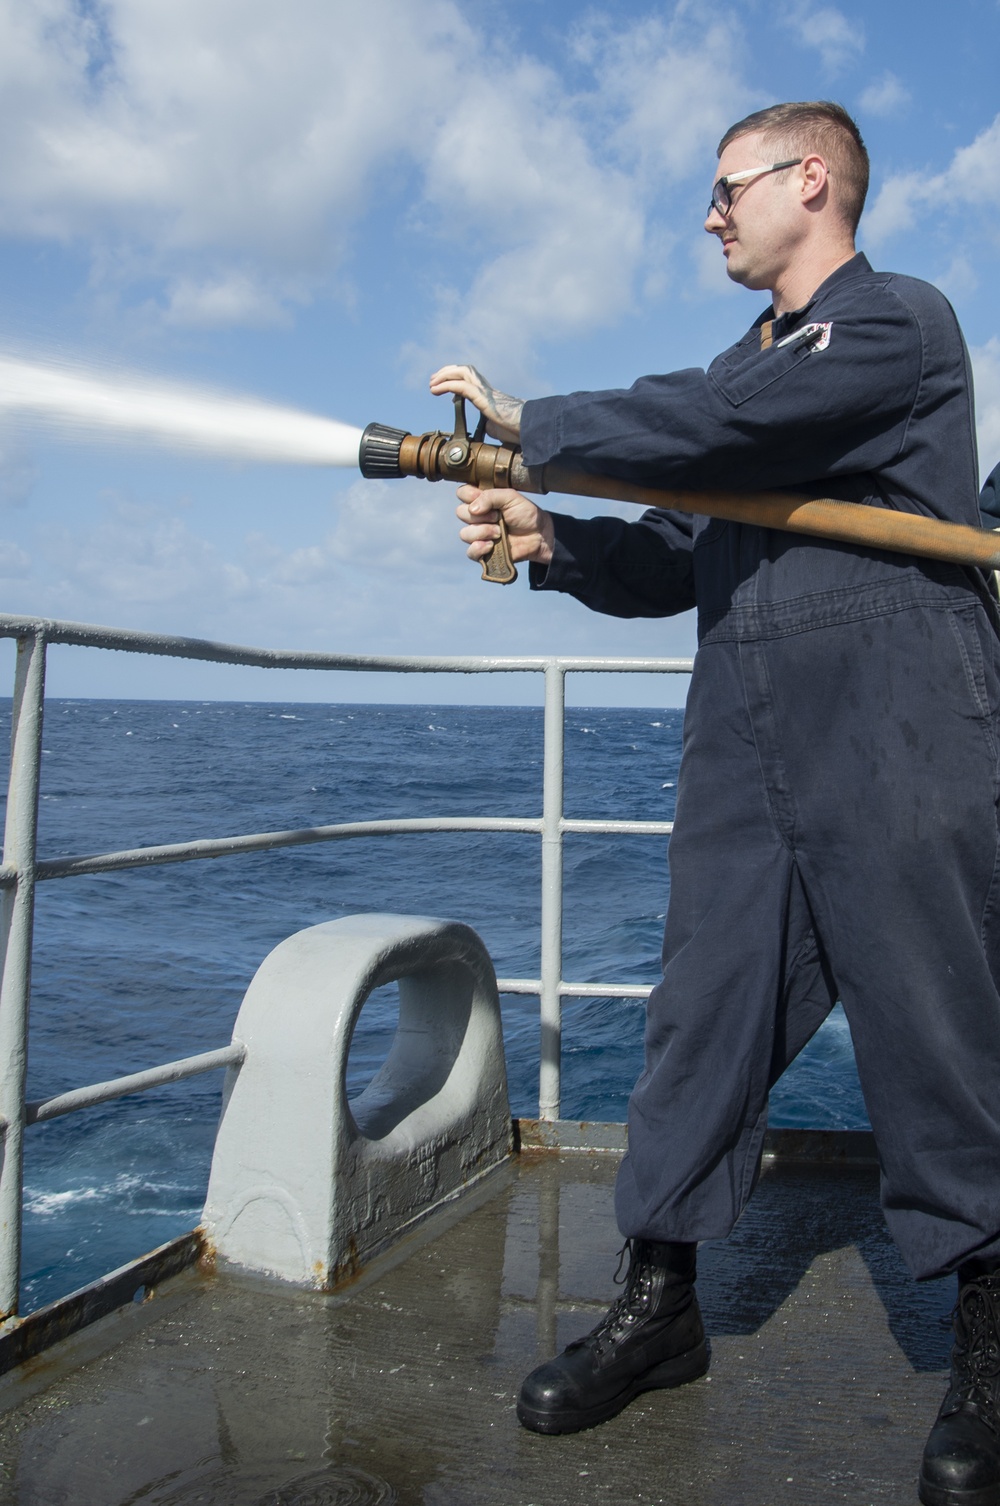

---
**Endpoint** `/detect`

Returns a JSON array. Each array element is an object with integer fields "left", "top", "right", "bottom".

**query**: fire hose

[{"left": 359, "top": 395, "right": 1000, "bottom": 586}]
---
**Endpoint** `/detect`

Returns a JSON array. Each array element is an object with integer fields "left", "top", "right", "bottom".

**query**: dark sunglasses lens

[{"left": 711, "top": 182, "right": 729, "bottom": 215}]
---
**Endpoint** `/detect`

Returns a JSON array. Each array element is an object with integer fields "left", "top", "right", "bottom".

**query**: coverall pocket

[{"left": 708, "top": 340, "right": 816, "bottom": 408}]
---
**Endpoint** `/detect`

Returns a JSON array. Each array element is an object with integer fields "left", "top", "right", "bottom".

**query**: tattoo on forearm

[
  {"left": 464, "top": 366, "right": 523, "bottom": 437},
  {"left": 491, "top": 390, "right": 524, "bottom": 428}
]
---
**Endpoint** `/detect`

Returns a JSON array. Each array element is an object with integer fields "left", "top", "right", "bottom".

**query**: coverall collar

[{"left": 760, "top": 251, "right": 871, "bottom": 342}]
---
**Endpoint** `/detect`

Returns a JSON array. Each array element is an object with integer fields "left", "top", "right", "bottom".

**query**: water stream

[{"left": 0, "top": 354, "right": 362, "bottom": 466}]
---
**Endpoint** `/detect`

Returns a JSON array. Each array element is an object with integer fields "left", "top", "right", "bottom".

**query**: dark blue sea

[{"left": 3, "top": 700, "right": 868, "bottom": 1313}]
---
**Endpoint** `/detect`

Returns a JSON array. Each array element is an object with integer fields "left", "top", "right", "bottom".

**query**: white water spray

[{"left": 0, "top": 355, "right": 363, "bottom": 466}]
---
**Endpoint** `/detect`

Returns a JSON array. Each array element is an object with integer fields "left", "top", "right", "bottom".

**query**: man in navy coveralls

[{"left": 432, "top": 102, "right": 1000, "bottom": 1506}]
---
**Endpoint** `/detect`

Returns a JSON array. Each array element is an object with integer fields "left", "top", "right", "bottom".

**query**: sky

[{"left": 1, "top": 0, "right": 999, "bottom": 706}]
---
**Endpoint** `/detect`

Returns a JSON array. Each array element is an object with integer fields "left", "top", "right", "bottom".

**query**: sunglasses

[{"left": 709, "top": 160, "right": 803, "bottom": 218}]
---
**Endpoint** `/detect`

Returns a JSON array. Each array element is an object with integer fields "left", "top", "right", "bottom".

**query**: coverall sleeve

[
  {"left": 520, "top": 291, "right": 922, "bottom": 496},
  {"left": 528, "top": 508, "right": 696, "bottom": 619}
]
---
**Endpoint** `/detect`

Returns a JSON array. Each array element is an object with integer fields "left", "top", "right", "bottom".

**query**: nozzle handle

[{"left": 480, "top": 515, "right": 517, "bottom": 586}]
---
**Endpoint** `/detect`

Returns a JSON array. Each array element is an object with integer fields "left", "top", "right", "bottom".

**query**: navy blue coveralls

[{"left": 521, "top": 253, "right": 1000, "bottom": 1281}]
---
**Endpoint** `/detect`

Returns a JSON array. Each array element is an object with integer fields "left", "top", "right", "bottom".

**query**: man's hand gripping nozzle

[{"left": 359, "top": 394, "right": 520, "bottom": 584}]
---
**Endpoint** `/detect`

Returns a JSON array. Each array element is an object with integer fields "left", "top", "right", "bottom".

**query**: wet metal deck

[{"left": 0, "top": 1152, "right": 955, "bottom": 1506}]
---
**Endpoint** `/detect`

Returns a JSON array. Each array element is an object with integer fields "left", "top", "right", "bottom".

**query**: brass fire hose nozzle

[{"left": 359, "top": 397, "right": 537, "bottom": 584}]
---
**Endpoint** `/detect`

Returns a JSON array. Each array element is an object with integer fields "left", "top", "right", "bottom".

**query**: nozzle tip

[{"left": 358, "top": 422, "right": 409, "bottom": 478}]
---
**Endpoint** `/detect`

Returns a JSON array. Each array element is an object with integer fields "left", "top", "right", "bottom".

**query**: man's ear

[{"left": 799, "top": 153, "right": 829, "bottom": 206}]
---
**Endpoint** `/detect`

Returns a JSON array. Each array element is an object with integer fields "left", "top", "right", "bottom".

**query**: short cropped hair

[{"left": 717, "top": 101, "right": 869, "bottom": 234}]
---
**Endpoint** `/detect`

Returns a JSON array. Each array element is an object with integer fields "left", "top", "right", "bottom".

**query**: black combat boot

[
  {"left": 920, "top": 1263, "right": 1000, "bottom": 1506},
  {"left": 516, "top": 1238, "right": 708, "bottom": 1434}
]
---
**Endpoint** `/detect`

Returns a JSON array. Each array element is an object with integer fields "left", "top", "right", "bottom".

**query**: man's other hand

[
  {"left": 429, "top": 364, "right": 524, "bottom": 445},
  {"left": 456, "top": 485, "right": 554, "bottom": 567}
]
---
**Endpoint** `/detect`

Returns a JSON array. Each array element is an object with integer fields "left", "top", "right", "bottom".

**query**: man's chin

[{"left": 724, "top": 256, "right": 767, "bottom": 292}]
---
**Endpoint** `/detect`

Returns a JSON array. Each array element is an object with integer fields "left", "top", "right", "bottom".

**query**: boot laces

[
  {"left": 951, "top": 1277, "right": 1000, "bottom": 1420},
  {"left": 583, "top": 1240, "right": 655, "bottom": 1354}
]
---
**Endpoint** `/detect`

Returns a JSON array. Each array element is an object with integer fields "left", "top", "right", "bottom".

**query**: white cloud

[
  {"left": 862, "top": 170, "right": 922, "bottom": 245},
  {"left": 858, "top": 72, "right": 910, "bottom": 118},
  {"left": 571, "top": 14, "right": 752, "bottom": 182},
  {"left": 412, "top": 10, "right": 752, "bottom": 376},
  {"left": 935, "top": 253, "right": 979, "bottom": 302},
  {"left": 164, "top": 273, "right": 296, "bottom": 329},
  {"left": 973, "top": 339, "right": 1000, "bottom": 482},
  {"left": 42, "top": 497, "right": 252, "bottom": 609},
  {"left": 248, "top": 478, "right": 457, "bottom": 586},
  {"left": 865, "top": 114, "right": 1000, "bottom": 248},
  {"left": 783, "top": 3, "right": 864, "bottom": 71},
  {"left": 27, "top": 476, "right": 469, "bottom": 647},
  {"left": 0, "top": 0, "right": 462, "bottom": 323},
  {"left": 0, "top": 0, "right": 750, "bottom": 364},
  {"left": 415, "top": 60, "right": 644, "bottom": 374}
]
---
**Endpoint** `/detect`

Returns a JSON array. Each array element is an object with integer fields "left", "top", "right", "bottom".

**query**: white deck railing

[{"left": 0, "top": 612, "right": 692, "bottom": 1317}]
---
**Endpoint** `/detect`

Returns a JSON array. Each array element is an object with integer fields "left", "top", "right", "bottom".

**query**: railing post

[
  {"left": 539, "top": 662, "right": 565, "bottom": 1121},
  {"left": 0, "top": 633, "right": 46, "bottom": 1319}
]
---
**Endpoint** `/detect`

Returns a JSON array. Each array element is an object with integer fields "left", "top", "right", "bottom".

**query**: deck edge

[
  {"left": 514, "top": 1118, "right": 878, "bottom": 1165},
  {"left": 0, "top": 1229, "right": 206, "bottom": 1378}
]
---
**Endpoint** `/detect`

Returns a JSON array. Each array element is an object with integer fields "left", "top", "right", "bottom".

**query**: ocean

[{"left": 2, "top": 699, "right": 868, "bottom": 1313}]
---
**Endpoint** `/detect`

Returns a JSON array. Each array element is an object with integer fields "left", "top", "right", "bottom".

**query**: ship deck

[{"left": 0, "top": 1146, "right": 954, "bottom": 1506}]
